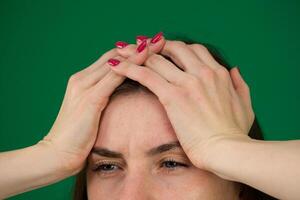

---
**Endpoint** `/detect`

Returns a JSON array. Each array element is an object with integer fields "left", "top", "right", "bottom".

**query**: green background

[{"left": 1, "top": 0, "right": 299, "bottom": 199}]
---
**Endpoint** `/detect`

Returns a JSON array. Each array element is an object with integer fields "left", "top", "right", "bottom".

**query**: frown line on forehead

[{"left": 92, "top": 140, "right": 182, "bottom": 159}]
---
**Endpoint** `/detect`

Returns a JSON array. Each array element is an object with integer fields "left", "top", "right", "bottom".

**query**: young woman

[{"left": 0, "top": 32, "right": 299, "bottom": 199}]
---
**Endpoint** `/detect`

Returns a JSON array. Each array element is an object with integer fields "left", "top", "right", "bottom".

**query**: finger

[
  {"left": 87, "top": 56, "right": 126, "bottom": 106},
  {"left": 83, "top": 39, "right": 150, "bottom": 90},
  {"left": 66, "top": 49, "right": 120, "bottom": 91},
  {"left": 78, "top": 48, "right": 120, "bottom": 77},
  {"left": 144, "top": 53, "right": 188, "bottom": 85},
  {"left": 229, "top": 67, "right": 252, "bottom": 104},
  {"left": 117, "top": 35, "right": 184, "bottom": 86},
  {"left": 108, "top": 59, "right": 173, "bottom": 104},
  {"left": 116, "top": 33, "right": 166, "bottom": 59},
  {"left": 136, "top": 35, "right": 148, "bottom": 46},
  {"left": 115, "top": 43, "right": 137, "bottom": 57},
  {"left": 159, "top": 40, "right": 207, "bottom": 76},
  {"left": 229, "top": 67, "right": 254, "bottom": 118},
  {"left": 73, "top": 64, "right": 111, "bottom": 91},
  {"left": 136, "top": 32, "right": 163, "bottom": 47},
  {"left": 188, "top": 44, "right": 222, "bottom": 70},
  {"left": 89, "top": 41, "right": 150, "bottom": 100}
]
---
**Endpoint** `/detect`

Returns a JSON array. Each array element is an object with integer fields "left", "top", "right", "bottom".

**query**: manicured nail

[
  {"left": 150, "top": 32, "right": 163, "bottom": 44},
  {"left": 115, "top": 41, "right": 128, "bottom": 49},
  {"left": 136, "top": 39, "right": 147, "bottom": 53},
  {"left": 107, "top": 58, "right": 120, "bottom": 66},
  {"left": 136, "top": 35, "right": 148, "bottom": 43}
]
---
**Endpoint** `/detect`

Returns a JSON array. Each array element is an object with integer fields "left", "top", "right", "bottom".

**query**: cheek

[
  {"left": 86, "top": 171, "right": 99, "bottom": 199},
  {"left": 157, "top": 168, "right": 238, "bottom": 199},
  {"left": 186, "top": 169, "right": 239, "bottom": 199},
  {"left": 86, "top": 170, "right": 123, "bottom": 199},
  {"left": 159, "top": 168, "right": 215, "bottom": 198},
  {"left": 86, "top": 172, "right": 205, "bottom": 199},
  {"left": 86, "top": 168, "right": 237, "bottom": 199}
]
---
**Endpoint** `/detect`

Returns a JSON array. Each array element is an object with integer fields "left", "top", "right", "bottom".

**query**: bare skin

[
  {"left": 86, "top": 91, "right": 240, "bottom": 199},
  {"left": 0, "top": 32, "right": 299, "bottom": 199}
]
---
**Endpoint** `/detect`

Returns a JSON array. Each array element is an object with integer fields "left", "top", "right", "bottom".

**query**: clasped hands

[
  {"left": 107, "top": 32, "right": 255, "bottom": 169},
  {"left": 41, "top": 31, "right": 255, "bottom": 174}
]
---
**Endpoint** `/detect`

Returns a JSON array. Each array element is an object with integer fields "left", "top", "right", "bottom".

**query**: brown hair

[{"left": 72, "top": 38, "right": 278, "bottom": 200}]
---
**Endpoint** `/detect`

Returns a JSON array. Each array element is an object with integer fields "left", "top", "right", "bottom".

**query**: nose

[{"left": 119, "top": 170, "right": 152, "bottom": 200}]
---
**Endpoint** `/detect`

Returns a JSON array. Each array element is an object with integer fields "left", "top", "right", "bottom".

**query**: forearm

[
  {"left": 205, "top": 136, "right": 300, "bottom": 200},
  {"left": 0, "top": 142, "right": 75, "bottom": 199}
]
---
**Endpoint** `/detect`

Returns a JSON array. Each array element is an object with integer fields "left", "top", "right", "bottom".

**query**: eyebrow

[{"left": 91, "top": 141, "right": 182, "bottom": 159}]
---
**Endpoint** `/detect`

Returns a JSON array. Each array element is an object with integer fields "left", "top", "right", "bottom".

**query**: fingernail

[
  {"left": 115, "top": 41, "right": 128, "bottom": 49},
  {"left": 107, "top": 58, "right": 120, "bottom": 66},
  {"left": 236, "top": 66, "right": 240, "bottom": 73},
  {"left": 150, "top": 31, "right": 163, "bottom": 44},
  {"left": 136, "top": 39, "right": 147, "bottom": 53},
  {"left": 136, "top": 35, "right": 148, "bottom": 43}
]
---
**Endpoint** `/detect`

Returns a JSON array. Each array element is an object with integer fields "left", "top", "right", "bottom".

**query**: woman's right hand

[
  {"left": 37, "top": 37, "right": 165, "bottom": 175},
  {"left": 37, "top": 48, "right": 128, "bottom": 174}
]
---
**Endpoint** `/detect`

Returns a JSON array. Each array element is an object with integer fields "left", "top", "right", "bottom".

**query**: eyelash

[
  {"left": 159, "top": 158, "right": 189, "bottom": 172},
  {"left": 92, "top": 161, "right": 121, "bottom": 175},
  {"left": 92, "top": 159, "right": 189, "bottom": 175}
]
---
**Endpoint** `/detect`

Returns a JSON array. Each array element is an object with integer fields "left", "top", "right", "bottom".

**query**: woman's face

[{"left": 86, "top": 91, "right": 240, "bottom": 199}]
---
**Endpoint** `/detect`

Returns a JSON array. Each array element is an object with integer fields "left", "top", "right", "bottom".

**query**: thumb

[{"left": 229, "top": 66, "right": 253, "bottom": 110}]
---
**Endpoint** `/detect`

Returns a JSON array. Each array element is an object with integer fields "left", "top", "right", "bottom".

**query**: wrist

[
  {"left": 0, "top": 142, "right": 79, "bottom": 199},
  {"left": 35, "top": 140, "right": 83, "bottom": 178},
  {"left": 200, "top": 134, "right": 253, "bottom": 179}
]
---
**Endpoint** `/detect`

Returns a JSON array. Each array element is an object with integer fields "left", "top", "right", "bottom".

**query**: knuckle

[
  {"left": 68, "top": 73, "right": 80, "bottom": 85},
  {"left": 85, "top": 89, "right": 109, "bottom": 110},
  {"left": 67, "top": 74, "right": 82, "bottom": 94},
  {"left": 171, "top": 85, "right": 184, "bottom": 96},
  {"left": 134, "top": 66, "right": 151, "bottom": 80},
  {"left": 216, "top": 68, "right": 233, "bottom": 88},
  {"left": 200, "top": 67, "right": 216, "bottom": 80},
  {"left": 119, "top": 60, "right": 134, "bottom": 76},
  {"left": 66, "top": 71, "right": 86, "bottom": 96},
  {"left": 184, "top": 75, "right": 201, "bottom": 87},
  {"left": 91, "top": 96, "right": 109, "bottom": 110},
  {"left": 166, "top": 41, "right": 187, "bottom": 56},
  {"left": 190, "top": 43, "right": 208, "bottom": 52},
  {"left": 169, "top": 40, "right": 187, "bottom": 49},
  {"left": 160, "top": 86, "right": 184, "bottom": 107},
  {"left": 216, "top": 67, "right": 230, "bottom": 79},
  {"left": 146, "top": 54, "right": 164, "bottom": 66},
  {"left": 175, "top": 87, "right": 190, "bottom": 102}
]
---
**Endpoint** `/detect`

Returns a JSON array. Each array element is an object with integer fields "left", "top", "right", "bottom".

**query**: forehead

[{"left": 94, "top": 92, "right": 178, "bottom": 154}]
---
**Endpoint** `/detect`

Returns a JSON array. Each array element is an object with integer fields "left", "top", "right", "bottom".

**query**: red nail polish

[
  {"left": 150, "top": 32, "right": 163, "bottom": 44},
  {"left": 107, "top": 58, "right": 120, "bottom": 66},
  {"left": 136, "top": 35, "right": 148, "bottom": 43},
  {"left": 115, "top": 41, "right": 128, "bottom": 49},
  {"left": 136, "top": 39, "right": 147, "bottom": 53}
]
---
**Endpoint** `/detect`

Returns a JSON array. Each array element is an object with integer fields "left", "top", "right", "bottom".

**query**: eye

[
  {"left": 160, "top": 159, "right": 189, "bottom": 172},
  {"left": 92, "top": 162, "right": 122, "bottom": 175},
  {"left": 98, "top": 164, "right": 119, "bottom": 172}
]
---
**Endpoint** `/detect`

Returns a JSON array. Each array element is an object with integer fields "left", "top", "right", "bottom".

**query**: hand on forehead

[{"left": 115, "top": 32, "right": 224, "bottom": 74}]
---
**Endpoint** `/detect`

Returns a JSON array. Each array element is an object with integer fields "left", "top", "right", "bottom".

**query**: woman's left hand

[{"left": 109, "top": 38, "right": 255, "bottom": 169}]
